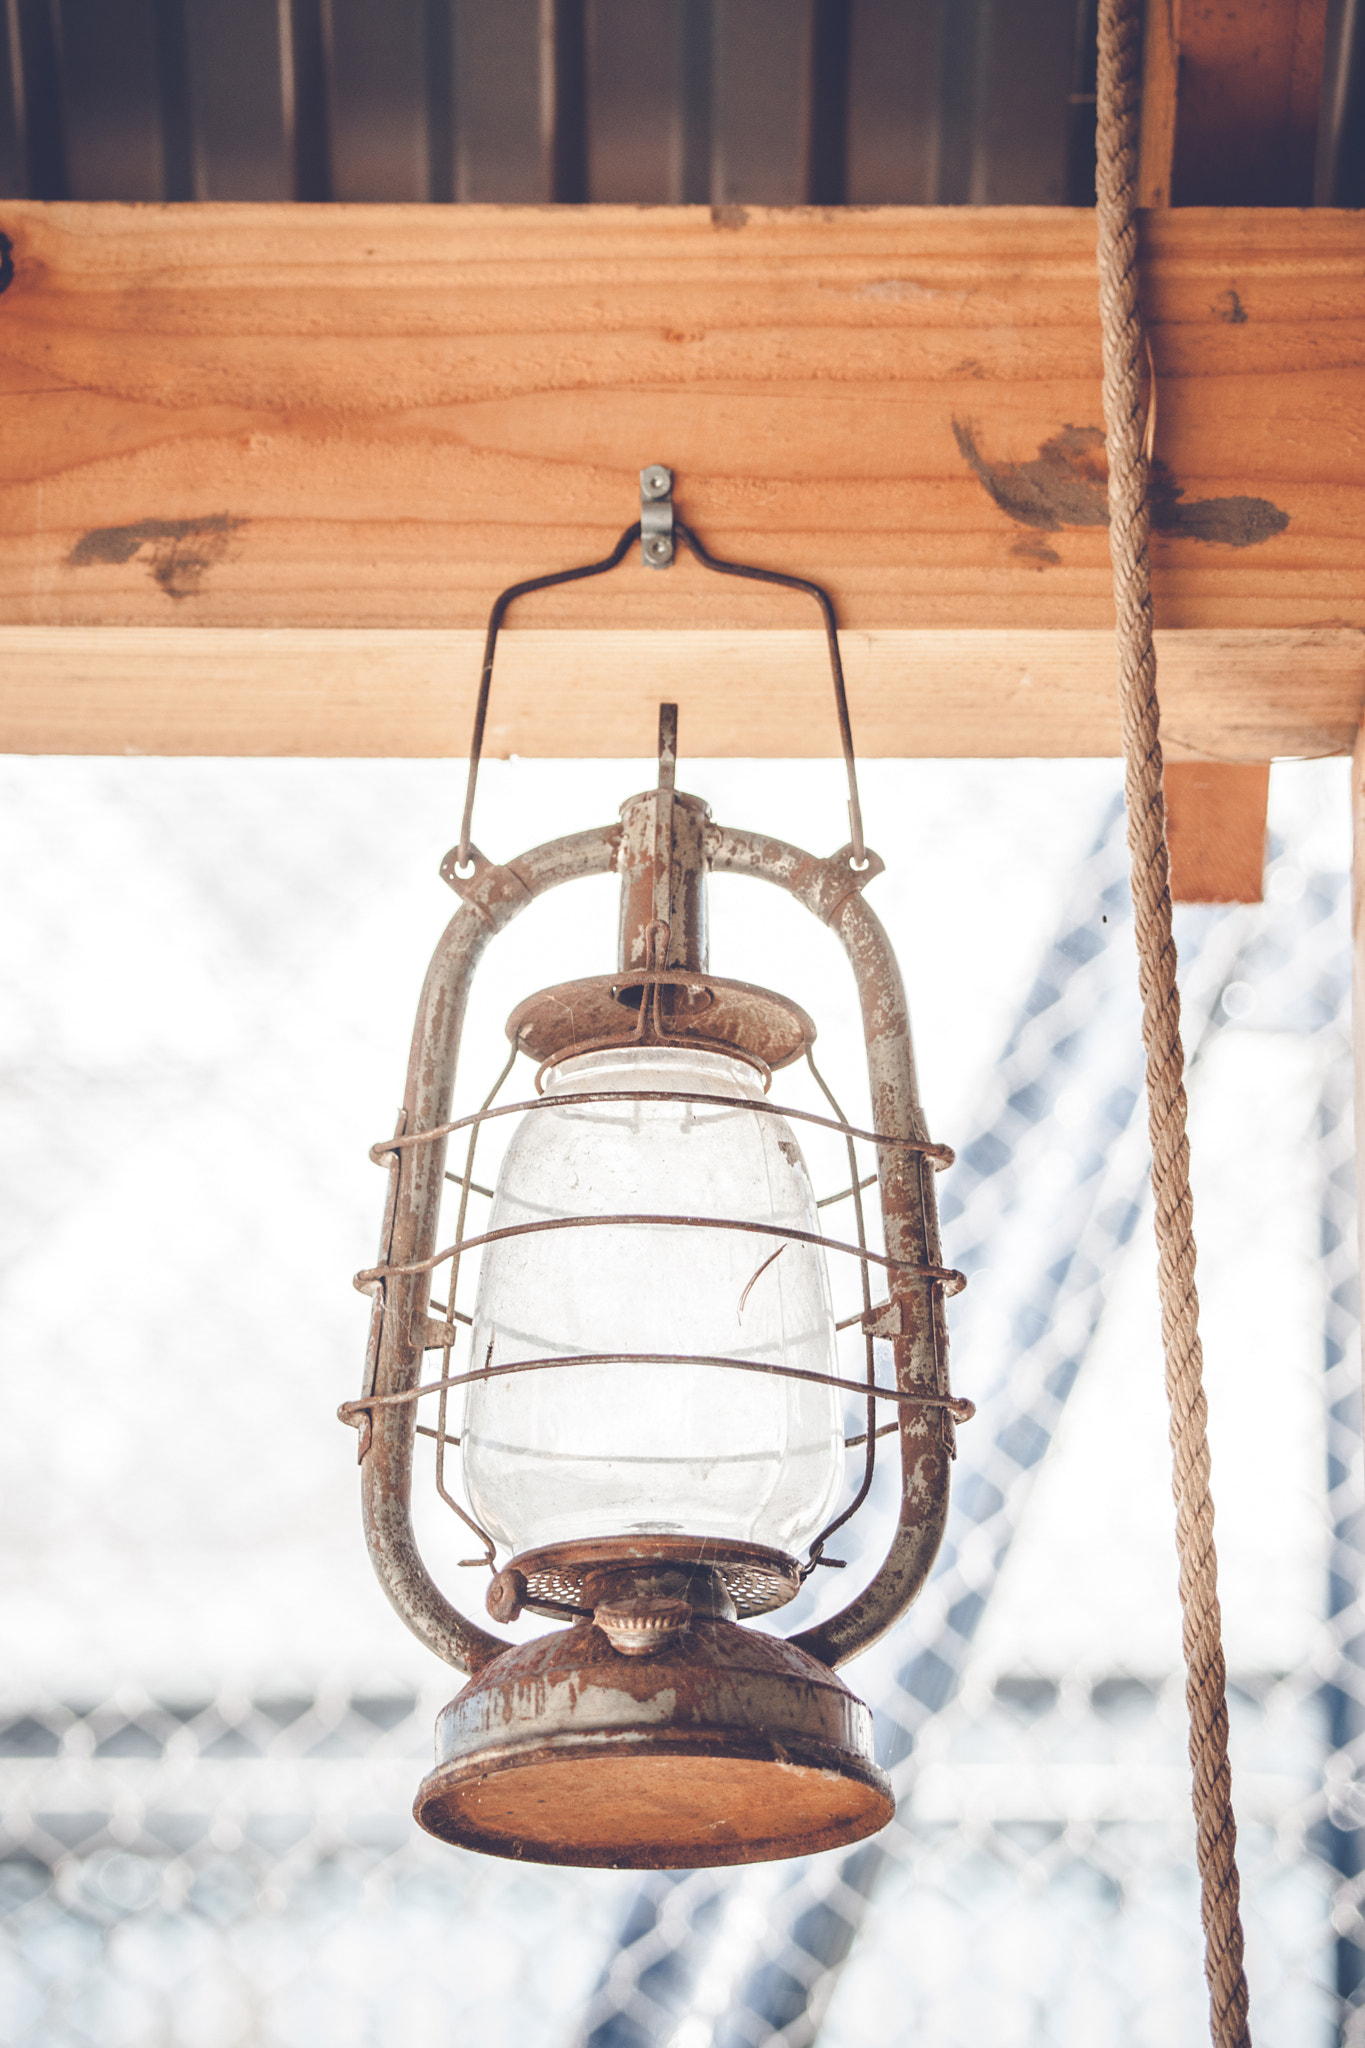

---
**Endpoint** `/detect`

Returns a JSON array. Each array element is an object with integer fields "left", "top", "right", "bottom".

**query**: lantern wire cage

[{"left": 344, "top": 1042, "right": 972, "bottom": 1603}]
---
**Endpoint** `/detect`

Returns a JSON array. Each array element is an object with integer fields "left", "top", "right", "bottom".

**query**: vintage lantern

[{"left": 341, "top": 470, "right": 972, "bottom": 1869}]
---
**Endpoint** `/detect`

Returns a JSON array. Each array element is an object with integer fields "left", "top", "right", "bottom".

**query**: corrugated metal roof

[{"left": 0, "top": 0, "right": 1101, "bottom": 205}]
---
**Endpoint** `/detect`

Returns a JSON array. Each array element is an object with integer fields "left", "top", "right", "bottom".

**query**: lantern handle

[
  {"left": 673, "top": 521, "right": 865, "bottom": 870},
  {"left": 455, "top": 522, "right": 641, "bottom": 874},
  {"left": 454, "top": 501, "right": 866, "bottom": 872}
]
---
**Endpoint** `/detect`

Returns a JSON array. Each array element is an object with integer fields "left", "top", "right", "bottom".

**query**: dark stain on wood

[
  {"left": 68, "top": 514, "right": 246, "bottom": 598},
  {"left": 1011, "top": 531, "right": 1062, "bottom": 568},
  {"left": 0, "top": 233, "right": 13, "bottom": 296},
  {"left": 953, "top": 421, "right": 1289, "bottom": 551},
  {"left": 710, "top": 204, "right": 749, "bottom": 229},
  {"left": 1218, "top": 289, "right": 1248, "bottom": 325},
  {"left": 1147, "top": 467, "right": 1289, "bottom": 548},
  {"left": 955, "top": 422, "right": 1109, "bottom": 533}
]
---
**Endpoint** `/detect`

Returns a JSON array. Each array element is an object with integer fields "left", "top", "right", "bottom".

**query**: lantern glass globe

[{"left": 462, "top": 1045, "right": 844, "bottom": 1558}]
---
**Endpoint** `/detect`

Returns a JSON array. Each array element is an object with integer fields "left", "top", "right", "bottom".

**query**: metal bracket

[
  {"left": 640, "top": 464, "right": 674, "bottom": 568},
  {"left": 861, "top": 1301, "right": 904, "bottom": 1340},
  {"left": 415, "top": 1314, "right": 462, "bottom": 1350},
  {"left": 439, "top": 841, "right": 493, "bottom": 896}
]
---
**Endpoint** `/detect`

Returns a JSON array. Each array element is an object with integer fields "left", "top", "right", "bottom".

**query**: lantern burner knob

[
  {"left": 486, "top": 1567, "right": 530, "bottom": 1624},
  {"left": 593, "top": 1594, "right": 693, "bottom": 1657}
]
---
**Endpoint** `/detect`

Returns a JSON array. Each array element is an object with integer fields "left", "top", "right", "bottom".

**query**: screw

[
  {"left": 641, "top": 466, "right": 671, "bottom": 499},
  {"left": 645, "top": 535, "right": 673, "bottom": 561}
]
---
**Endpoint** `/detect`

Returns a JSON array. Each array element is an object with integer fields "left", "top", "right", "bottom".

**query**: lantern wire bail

[{"left": 454, "top": 501, "right": 866, "bottom": 871}]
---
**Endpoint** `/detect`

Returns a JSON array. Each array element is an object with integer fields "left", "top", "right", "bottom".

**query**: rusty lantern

[{"left": 342, "top": 472, "right": 971, "bottom": 1869}]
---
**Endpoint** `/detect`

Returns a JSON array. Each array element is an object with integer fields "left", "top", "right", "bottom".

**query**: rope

[{"left": 1094, "top": 5, "right": 1252, "bottom": 2044}]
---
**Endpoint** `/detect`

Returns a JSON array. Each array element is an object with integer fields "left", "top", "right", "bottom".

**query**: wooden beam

[
  {"left": 1, "top": 624, "right": 1359, "bottom": 760},
  {"left": 0, "top": 203, "right": 1361, "bottom": 649}
]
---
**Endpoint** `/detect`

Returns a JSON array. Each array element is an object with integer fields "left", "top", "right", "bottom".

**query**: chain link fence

[{"left": 1, "top": 757, "right": 1356, "bottom": 2047}]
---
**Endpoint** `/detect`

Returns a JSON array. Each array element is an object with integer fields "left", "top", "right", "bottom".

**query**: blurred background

[{"left": 0, "top": 750, "right": 1359, "bottom": 2046}]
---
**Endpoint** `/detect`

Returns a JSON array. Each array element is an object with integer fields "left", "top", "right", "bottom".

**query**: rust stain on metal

[
  {"left": 952, "top": 420, "right": 1289, "bottom": 550},
  {"left": 508, "top": 965, "right": 813, "bottom": 1074},
  {"left": 67, "top": 513, "right": 247, "bottom": 598},
  {"left": 415, "top": 1603, "right": 893, "bottom": 1867}
]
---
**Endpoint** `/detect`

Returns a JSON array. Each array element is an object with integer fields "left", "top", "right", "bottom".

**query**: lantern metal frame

[{"left": 340, "top": 479, "right": 971, "bottom": 1866}]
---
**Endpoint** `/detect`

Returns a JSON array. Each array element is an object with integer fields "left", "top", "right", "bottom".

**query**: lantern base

[{"left": 414, "top": 1614, "right": 893, "bottom": 1869}]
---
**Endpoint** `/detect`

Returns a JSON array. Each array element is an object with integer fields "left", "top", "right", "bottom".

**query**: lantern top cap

[{"left": 506, "top": 969, "right": 815, "bottom": 1082}]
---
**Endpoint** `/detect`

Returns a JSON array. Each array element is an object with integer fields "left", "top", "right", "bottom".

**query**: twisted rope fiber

[{"left": 1095, "top": 4, "right": 1251, "bottom": 2042}]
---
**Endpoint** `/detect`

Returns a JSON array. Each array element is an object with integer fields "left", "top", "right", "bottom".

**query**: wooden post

[
  {"left": 1142, "top": 0, "right": 1330, "bottom": 903},
  {"left": 1163, "top": 761, "right": 1270, "bottom": 902}
]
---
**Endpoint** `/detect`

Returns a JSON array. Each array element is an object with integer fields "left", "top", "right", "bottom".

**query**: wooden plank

[
  {"left": 1163, "top": 761, "right": 1269, "bottom": 902},
  {"left": 0, "top": 204, "right": 1361, "bottom": 640},
  {"left": 0, "top": 624, "right": 1359, "bottom": 760}
]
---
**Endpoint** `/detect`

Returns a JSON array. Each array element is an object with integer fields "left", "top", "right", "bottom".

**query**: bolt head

[{"left": 646, "top": 535, "right": 672, "bottom": 560}]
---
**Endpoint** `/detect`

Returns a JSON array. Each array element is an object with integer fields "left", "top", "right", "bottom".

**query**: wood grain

[
  {"left": 1, "top": 625, "right": 1359, "bottom": 761},
  {"left": 1136, "top": 3, "right": 1331, "bottom": 895},
  {"left": 0, "top": 203, "right": 1361, "bottom": 636},
  {"left": 1163, "top": 761, "right": 1269, "bottom": 901},
  {"left": 1137, "top": 0, "right": 1180, "bottom": 208}
]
